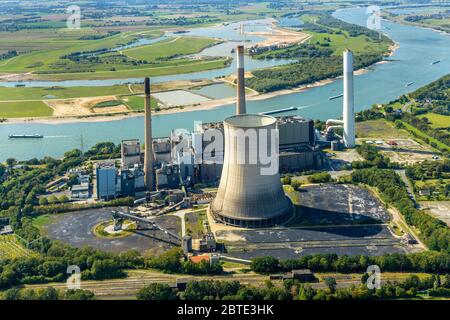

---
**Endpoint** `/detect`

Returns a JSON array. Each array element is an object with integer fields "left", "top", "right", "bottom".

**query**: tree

[
  {"left": 59, "top": 195, "right": 69, "bottom": 203},
  {"left": 250, "top": 256, "right": 280, "bottom": 273},
  {"left": 64, "top": 289, "right": 95, "bottom": 300},
  {"left": 137, "top": 283, "right": 177, "bottom": 300},
  {"left": 324, "top": 277, "right": 337, "bottom": 293},
  {"left": 39, "top": 197, "right": 48, "bottom": 206},
  {"left": 47, "top": 195, "right": 59, "bottom": 205},
  {"left": 6, "top": 158, "right": 16, "bottom": 168}
]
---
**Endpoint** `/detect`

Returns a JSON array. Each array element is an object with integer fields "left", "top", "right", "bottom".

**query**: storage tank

[{"left": 211, "top": 114, "right": 292, "bottom": 228}]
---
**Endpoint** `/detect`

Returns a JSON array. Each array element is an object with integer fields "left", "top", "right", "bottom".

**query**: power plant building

[
  {"left": 121, "top": 139, "right": 141, "bottom": 168},
  {"left": 193, "top": 116, "right": 320, "bottom": 176},
  {"left": 95, "top": 162, "right": 117, "bottom": 200}
]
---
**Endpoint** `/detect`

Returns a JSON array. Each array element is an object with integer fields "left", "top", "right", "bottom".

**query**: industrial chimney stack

[
  {"left": 236, "top": 45, "right": 246, "bottom": 115},
  {"left": 343, "top": 49, "right": 355, "bottom": 148},
  {"left": 143, "top": 77, "right": 155, "bottom": 191}
]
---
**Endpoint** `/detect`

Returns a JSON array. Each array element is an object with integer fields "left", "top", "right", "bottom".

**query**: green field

[
  {"left": 121, "top": 95, "right": 159, "bottom": 111},
  {"left": 0, "top": 235, "right": 34, "bottom": 259},
  {"left": 32, "top": 214, "right": 56, "bottom": 231},
  {"left": 0, "top": 101, "right": 53, "bottom": 118},
  {"left": 0, "top": 85, "right": 132, "bottom": 101},
  {"left": 306, "top": 31, "right": 390, "bottom": 56},
  {"left": 418, "top": 113, "right": 450, "bottom": 129},
  {"left": 0, "top": 31, "right": 227, "bottom": 81},
  {"left": 31, "top": 58, "right": 230, "bottom": 81},
  {"left": 124, "top": 37, "right": 219, "bottom": 61}
]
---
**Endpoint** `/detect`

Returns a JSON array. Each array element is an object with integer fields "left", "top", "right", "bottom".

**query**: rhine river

[{"left": 0, "top": 6, "right": 449, "bottom": 161}]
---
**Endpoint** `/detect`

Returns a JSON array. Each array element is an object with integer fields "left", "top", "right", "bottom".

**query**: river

[{"left": 0, "top": 6, "right": 449, "bottom": 161}]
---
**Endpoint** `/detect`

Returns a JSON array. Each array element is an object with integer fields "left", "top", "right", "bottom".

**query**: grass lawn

[
  {"left": 32, "top": 58, "right": 230, "bottom": 80},
  {"left": 356, "top": 119, "right": 410, "bottom": 139},
  {"left": 121, "top": 94, "right": 159, "bottom": 111},
  {"left": 0, "top": 85, "right": 131, "bottom": 101},
  {"left": 305, "top": 30, "right": 390, "bottom": 56},
  {"left": 418, "top": 113, "right": 450, "bottom": 129},
  {"left": 124, "top": 36, "right": 219, "bottom": 61},
  {"left": 32, "top": 214, "right": 55, "bottom": 231},
  {"left": 0, "top": 101, "right": 53, "bottom": 118}
]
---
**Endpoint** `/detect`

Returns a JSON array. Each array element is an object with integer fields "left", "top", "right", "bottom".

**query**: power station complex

[{"left": 92, "top": 45, "right": 356, "bottom": 229}]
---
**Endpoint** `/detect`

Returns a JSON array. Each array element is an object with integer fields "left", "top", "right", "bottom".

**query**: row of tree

[
  {"left": 351, "top": 168, "right": 450, "bottom": 253},
  {"left": 136, "top": 273, "right": 450, "bottom": 300},
  {"left": 250, "top": 251, "right": 450, "bottom": 274}
]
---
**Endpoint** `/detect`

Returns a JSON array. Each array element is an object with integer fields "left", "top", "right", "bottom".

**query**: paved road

[{"left": 395, "top": 169, "right": 419, "bottom": 208}]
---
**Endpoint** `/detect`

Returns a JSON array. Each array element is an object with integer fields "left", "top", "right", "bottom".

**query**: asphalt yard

[
  {"left": 216, "top": 184, "right": 415, "bottom": 259},
  {"left": 42, "top": 208, "right": 181, "bottom": 256}
]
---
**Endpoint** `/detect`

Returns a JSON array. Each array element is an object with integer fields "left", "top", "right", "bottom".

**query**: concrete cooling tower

[{"left": 211, "top": 114, "right": 293, "bottom": 228}]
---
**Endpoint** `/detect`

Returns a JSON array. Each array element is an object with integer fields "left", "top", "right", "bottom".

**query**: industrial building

[
  {"left": 193, "top": 115, "right": 321, "bottom": 175},
  {"left": 210, "top": 114, "right": 293, "bottom": 228},
  {"left": 95, "top": 162, "right": 117, "bottom": 200},
  {"left": 121, "top": 139, "right": 141, "bottom": 168}
]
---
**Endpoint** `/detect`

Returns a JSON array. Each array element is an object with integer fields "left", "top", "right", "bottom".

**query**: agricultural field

[
  {"left": 123, "top": 37, "right": 220, "bottom": 61},
  {"left": 0, "top": 85, "right": 132, "bottom": 101},
  {"left": 0, "top": 235, "right": 35, "bottom": 259},
  {"left": 121, "top": 95, "right": 160, "bottom": 111},
  {"left": 418, "top": 113, "right": 450, "bottom": 129},
  {"left": 0, "top": 101, "right": 53, "bottom": 118}
]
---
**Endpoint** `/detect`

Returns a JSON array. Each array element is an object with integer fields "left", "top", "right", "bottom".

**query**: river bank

[
  {"left": 0, "top": 67, "right": 375, "bottom": 125},
  {"left": 2, "top": 39, "right": 399, "bottom": 125}
]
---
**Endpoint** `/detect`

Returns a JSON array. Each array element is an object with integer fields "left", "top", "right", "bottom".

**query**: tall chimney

[
  {"left": 343, "top": 49, "right": 355, "bottom": 148},
  {"left": 143, "top": 77, "right": 155, "bottom": 191},
  {"left": 236, "top": 45, "right": 246, "bottom": 115}
]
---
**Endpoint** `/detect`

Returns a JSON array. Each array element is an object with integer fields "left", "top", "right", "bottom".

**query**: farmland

[
  {"left": 418, "top": 113, "right": 450, "bottom": 129},
  {"left": 123, "top": 37, "right": 220, "bottom": 61},
  {"left": 0, "top": 101, "right": 53, "bottom": 118}
]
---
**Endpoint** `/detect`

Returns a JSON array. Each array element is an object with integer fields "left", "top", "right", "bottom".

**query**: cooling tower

[
  {"left": 211, "top": 114, "right": 292, "bottom": 228},
  {"left": 343, "top": 49, "right": 356, "bottom": 148}
]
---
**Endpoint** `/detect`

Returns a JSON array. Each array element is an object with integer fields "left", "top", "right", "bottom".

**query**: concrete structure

[
  {"left": 211, "top": 114, "right": 292, "bottom": 228},
  {"left": 71, "top": 183, "right": 89, "bottom": 199},
  {"left": 182, "top": 235, "right": 192, "bottom": 254},
  {"left": 199, "top": 232, "right": 217, "bottom": 252},
  {"left": 236, "top": 45, "right": 246, "bottom": 115},
  {"left": 343, "top": 49, "right": 356, "bottom": 148},
  {"left": 156, "top": 163, "right": 181, "bottom": 190},
  {"left": 118, "top": 164, "right": 145, "bottom": 197},
  {"left": 143, "top": 77, "right": 155, "bottom": 191},
  {"left": 121, "top": 139, "right": 141, "bottom": 168},
  {"left": 95, "top": 162, "right": 116, "bottom": 200},
  {"left": 195, "top": 116, "right": 320, "bottom": 176}
]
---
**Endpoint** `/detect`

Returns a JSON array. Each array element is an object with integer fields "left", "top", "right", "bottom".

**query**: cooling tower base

[{"left": 210, "top": 197, "right": 293, "bottom": 228}]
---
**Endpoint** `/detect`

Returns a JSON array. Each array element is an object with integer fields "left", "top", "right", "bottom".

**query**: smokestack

[
  {"left": 143, "top": 77, "right": 155, "bottom": 191},
  {"left": 343, "top": 49, "right": 355, "bottom": 148},
  {"left": 236, "top": 45, "right": 246, "bottom": 115}
]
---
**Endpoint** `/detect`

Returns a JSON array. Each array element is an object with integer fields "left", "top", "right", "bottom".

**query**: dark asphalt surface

[{"left": 43, "top": 208, "right": 180, "bottom": 255}]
